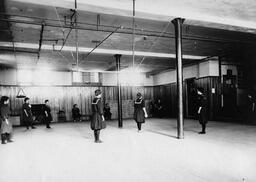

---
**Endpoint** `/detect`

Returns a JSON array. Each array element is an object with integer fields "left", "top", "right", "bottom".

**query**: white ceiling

[{"left": 11, "top": 0, "right": 256, "bottom": 33}]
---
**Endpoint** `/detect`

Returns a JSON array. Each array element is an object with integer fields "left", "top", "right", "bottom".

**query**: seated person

[
  {"left": 72, "top": 104, "right": 81, "bottom": 122},
  {"left": 103, "top": 103, "right": 112, "bottom": 120},
  {"left": 155, "top": 99, "right": 163, "bottom": 118}
]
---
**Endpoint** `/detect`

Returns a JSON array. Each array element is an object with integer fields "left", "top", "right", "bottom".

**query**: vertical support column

[
  {"left": 172, "top": 18, "right": 185, "bottom": 139},
  {"left": 115, "top": 54, "right": 123, "bottom": 128},
  {"left": 75, "top": 0, "right": 79, "bottom": 71},
  {"left": 218, "top": 56, "right": 223, "bottom": 108}
]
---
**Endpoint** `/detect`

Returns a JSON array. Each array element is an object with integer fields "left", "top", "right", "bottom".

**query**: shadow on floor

[{"left": 146, "top": 129, "right": 177, "bottom": 139}]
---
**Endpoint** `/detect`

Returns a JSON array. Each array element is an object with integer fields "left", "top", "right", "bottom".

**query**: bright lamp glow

[
  {"left": 119, "top": 67, "right": 143, "bottom": 86},
  {"left": 33, "top": 69, "right": 54, "bottom": 85},
  {"left": 17, "top": 69, "right": 32, "bottom": 84},
  {"left": 72, "top": 71, "right": 82, "bottom": 83}
]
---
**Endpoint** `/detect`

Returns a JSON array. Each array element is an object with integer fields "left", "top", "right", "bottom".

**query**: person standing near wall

[
  {"left": 43, "top": 100, "right": 52, "bottom": 129},
  {"left": 134, "top": 92, "right": 148, "bottom": 132},
  {"left": 197, "top": 87, "right": 208, "bottom": 134},
  {"left": 155, "top": 99, "right": 163, "bottom": 118},
  {"left": 247, "top": 93, "right": 256, "bottom": 123},
  {"left": 103, "top": 103, "right": 112, "bottom": 120},
  {"left": 91, "top": 89, "right": 106, "bottom": 143},
  {"left": 0, "top": 96, "right": 13, "bottom": 144},
  {"left": 22, "top": 97, "right": 36, "bottom": 130}
]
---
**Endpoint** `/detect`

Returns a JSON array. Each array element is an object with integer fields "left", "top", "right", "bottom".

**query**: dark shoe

[
  {"left": 46, "top": 126, "right": 51, "bottom": 129},
  {"left": 198, "top": 131, "right": 206, "bottom": 134},
  {"left": 32, "top": 126, "right": 36, "bottom": 129},
  {"left": 7, "top": 139, "right": 14, "bottom": 143},
  {"left": 95, "top": 140, "right": 103, "bottom": 143}
]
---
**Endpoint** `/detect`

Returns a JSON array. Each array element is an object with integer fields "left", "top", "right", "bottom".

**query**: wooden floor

[{"left": 1, "top": 118, "right": 256, "bottom": 182}]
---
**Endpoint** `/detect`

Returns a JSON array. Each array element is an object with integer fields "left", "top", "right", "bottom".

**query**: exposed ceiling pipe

[
  {"left": 75, "top": 0, "right": 79, "bottom": 71},
  {"left": 132, "top": 0, "right": 135, "bottom": 68},
  {"left": 1, "top": 16, "right": 255, "bottom": 45},
  {"left": 84, "top": 26, "right": 121, "bottom": 59},
  {"left": 38, "top": 22, "right": 45, "bottom": 59},
  {"left": 59, "top": 9, "right": 77, "bottom": 51}
]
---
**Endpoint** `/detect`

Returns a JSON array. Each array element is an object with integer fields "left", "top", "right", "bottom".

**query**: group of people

[
  {"left": 0, "top": 87, "right": 206, "bottom": 144},
  {"left": 90, "top": 89, "right": 148, "bottom": 143},
  {"left": 22, "top": 98, "right": 53, "bottom": 130},
  {"left": 0, "top": 97, "right": 53, "bottom": 144},
  {"left": 0, "top": 86, "right": 230, "bottom": 144},
  {"left": 71, "top": 103, "right": 112, "bottom": 122}
]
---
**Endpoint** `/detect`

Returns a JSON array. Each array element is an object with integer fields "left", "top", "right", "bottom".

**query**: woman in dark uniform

[
  {"left": 0, "top": 96, "right": 13, "bottom": 144},
  {"left": 247, "top": 93, "right": 255, "bottom": 122},
  {"left": 134, "top": 92, "right": 148, "bottom": 132},
  {"left": 197, "top": 87, "right": 208, "bottom": 134},
  {"left": 91, "top": 89, "right": 106, "bottom": 143},
  {"left": 22, "top": 97, "right": 36, "bottom": 129},
  {"left": 43, "top": 100, "right": 52, "bottom": 129}
]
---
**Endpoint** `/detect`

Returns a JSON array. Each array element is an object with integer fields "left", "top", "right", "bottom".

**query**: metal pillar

[
  {"left": 115, "top": 54, "right": 123, "bottom": 128},
  {"left": 75, "top": 0, "right": 79, "bottom": 71},
  {"left": 172, "top": 18, "right": 185, "bottom": 139}
]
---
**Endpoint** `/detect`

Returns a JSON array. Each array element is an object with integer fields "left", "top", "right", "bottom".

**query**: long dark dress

[
  {"left": 198, "top": 95, "right": 208, "bottom": 124},
  {"left": 91, "top": 98, "right": 106, "bottom": 130},
  {"left": 103, "top": 106, "right": 112, "bottom": 120},
  {"left": 22, "top": 103, "right": 33, "bottom": 125},
  {"left": 134, "top": 98, "right": 145, "bottom": 123},
  {"left": 43, "top": 105, "right": 52, "bottom": 124},
  {"left": 0, "top": 104, "right": 12, "bottom": 134},
  {"left": 247, "top": 96, "right": 256, "bottom": 122}
]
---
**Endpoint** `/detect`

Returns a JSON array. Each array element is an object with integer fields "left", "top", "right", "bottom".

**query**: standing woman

[
  {"left": 197, "top": 87, "right": 208, "bottom": 134},
  {"left": 134, "top": 92, "right": 148, "bottom": 132},
  {"left": 22, "top": 97, "right": 36, "bottom": 130},
  {"left": 91, "top": 89, "right": 106, "bottom": 143},
  {"left": 43, "top": 100, "right": 52, "bottom": 129},
  {"left": 0, "top": 96, "right": 13, "bottom": 144}
]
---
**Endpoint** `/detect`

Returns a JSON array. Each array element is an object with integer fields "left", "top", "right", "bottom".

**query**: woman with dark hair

[
  {"left": 0, "top": 96, "right": 13, "bottom": 144},
  {"left": 197, "top": 87, "right": 208, "bottom": 134},
  {"left": 91, "top": 89, "right": 106, "bottom": 143},
  {"left": 134, "top": 92, "right": 148, "bottom": 132},
  {"left": 22, "top": 97, "right": 36, "bottom": 129},
  {"left": 43, "top": 99, "right": 52, "bottom": 129}
]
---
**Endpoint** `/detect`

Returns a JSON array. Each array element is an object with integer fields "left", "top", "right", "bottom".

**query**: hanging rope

[
  {"left": 137, "top": 21, "right": 171, "bottom": 68},
  {"left": 132, "top": 0, "right": 135, "bottom": 68},
  {"left": 75, "top": 0, "right": 79, "bottom": 72},
  {"left": 53, "top": 7, "right": 65, "bottom": 39}
]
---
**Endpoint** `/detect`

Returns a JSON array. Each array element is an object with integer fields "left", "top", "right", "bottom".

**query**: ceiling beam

[
  {"left": 9, "top": 0, "right": 256, "bottom": 32},
  {"left": 0, "top": 41, "right": 206, "bottom": 59},
  {"left": 1, "top": 14, "right": 256, "bottom": 45}
]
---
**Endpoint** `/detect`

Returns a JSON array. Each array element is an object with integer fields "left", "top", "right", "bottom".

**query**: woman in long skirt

[
  {"left": 197, "top": 87, "right": 208, "bottom": 134},
  {"left": 91, "top": 89, "right": 106, "bottom": 143},
  {"left": 134, "top": 92, "right": 148, "bottom": 132},
  {"left": 43, "top": 100, "right": 52, "bottom": 129},
  {"left": 0, "top": 96, "right": 13, "bottom": 144}
]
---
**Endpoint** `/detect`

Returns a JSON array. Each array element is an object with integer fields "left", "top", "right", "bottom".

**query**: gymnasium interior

[{"left": 0, "top": 0, "right": 256, "bottom": 182}]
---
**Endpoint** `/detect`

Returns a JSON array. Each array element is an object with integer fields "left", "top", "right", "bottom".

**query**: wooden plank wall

[
  {"left": 0, "top": 86, "right": 154, "bottom": 123},
  {"left": 195, "top": 76, "right": 221, "bottom": 120},
  {"left": 153, "top": 76, "right": 221, "bottom": 120}
]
